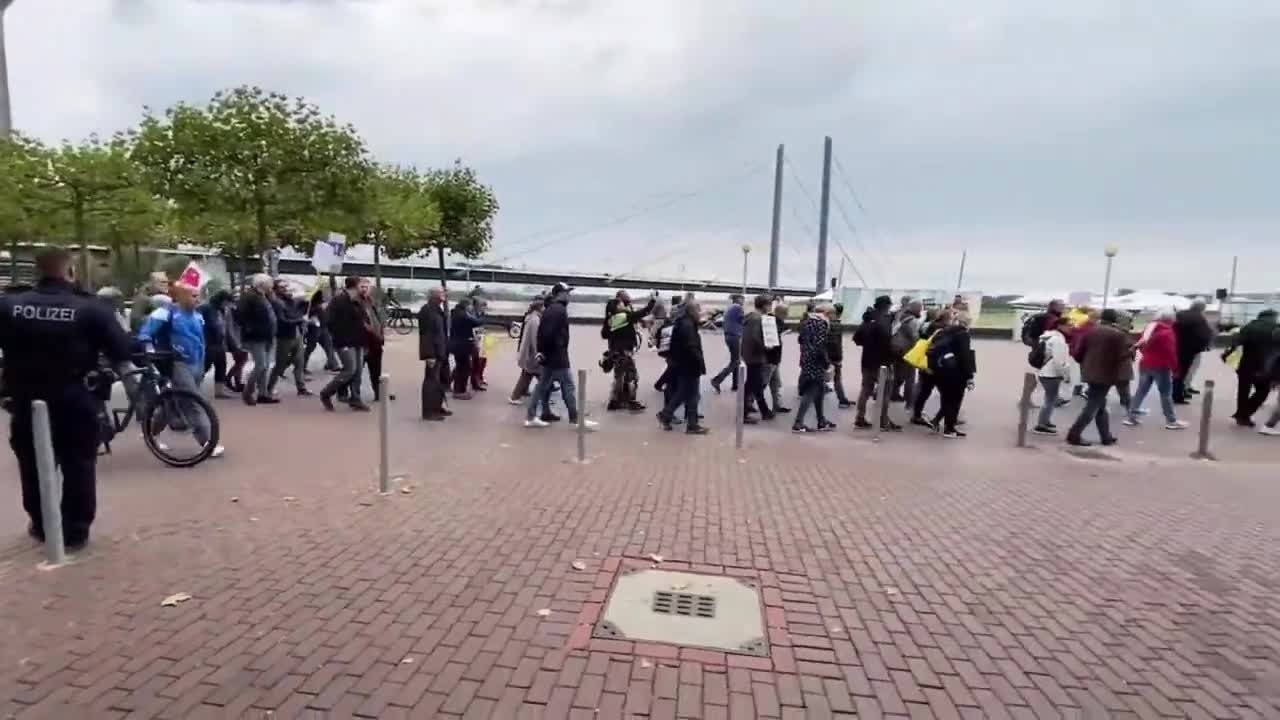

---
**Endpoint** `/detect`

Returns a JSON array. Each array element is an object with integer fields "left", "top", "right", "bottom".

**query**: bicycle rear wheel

[
  {"left": 393, "top": 316, "right": 414, "bottom": 335},
  {"left": 140, "top": 388, "right": 221, "bottom": 468}
]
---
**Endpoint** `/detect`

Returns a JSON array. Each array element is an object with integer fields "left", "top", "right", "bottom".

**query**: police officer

[{"left": 0, "top": 249, "right": 132, "bottom": 550}]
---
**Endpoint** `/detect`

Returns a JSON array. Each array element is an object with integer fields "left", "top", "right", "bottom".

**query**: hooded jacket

[
  {"left": 1229, "top": 312, "right": 1280, "bottom": 379},
  {"left": 537, "top": 297, "right": 572, "bottom": 369}
]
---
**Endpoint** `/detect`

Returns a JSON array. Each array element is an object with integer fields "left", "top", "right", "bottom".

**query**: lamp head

[{"left": 1104, "top": 244, "right": 1119, "bottom": 258}]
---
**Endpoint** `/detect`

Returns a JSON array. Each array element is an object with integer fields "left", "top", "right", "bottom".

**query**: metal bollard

[
  {"left": 1191, "top": 379, "right": 1217, "bottom": 461},
  {"left": 32, "top": 401, "right": 67, "bottom": 567},
  {"left": 734, "top": 364, "right": 746, "bottom": 450},
  {"left": 576, "top": 369, "right": 588, "bottom": 463},
  {"left": 875, "top": 365, "right": 891, "bottom": 436},
  {"left": 378, "top": 374, "right": 391, "bottom": 494},
  {"left": 1017, "top": 372, "right": 1037, "bottom": 448}
]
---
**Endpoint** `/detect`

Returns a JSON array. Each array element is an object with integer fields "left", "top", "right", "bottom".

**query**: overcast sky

[{"left": 7, "top": 0, "right": 1278, "bottom": 294}]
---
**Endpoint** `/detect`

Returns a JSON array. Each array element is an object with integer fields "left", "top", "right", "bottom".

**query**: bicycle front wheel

[
  {"left": 393, "top": 316, "right": 414, "bottom": 335},
  {"left": 140, "top": 388, "right": 221, "bottom": 468}
]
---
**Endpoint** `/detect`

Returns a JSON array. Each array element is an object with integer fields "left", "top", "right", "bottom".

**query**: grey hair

[
  {"left": 250, "top": 273, "right": 273, "bottom": 291},
  {"left": 1155, "top": 308, "right": 1177, "bottom": 322}
]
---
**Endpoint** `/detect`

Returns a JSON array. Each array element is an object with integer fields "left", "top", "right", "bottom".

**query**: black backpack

[
  {"left": 1027, "top": 336, "right": 1049, "bottom": 369},
  {"left": 1020, "top": 313, "right": 1047, "bottom": 347}
]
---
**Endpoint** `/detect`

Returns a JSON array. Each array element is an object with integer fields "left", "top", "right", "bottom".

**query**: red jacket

[{"left": 1137, "top": 320, "right": 1179, "bottom": 373}]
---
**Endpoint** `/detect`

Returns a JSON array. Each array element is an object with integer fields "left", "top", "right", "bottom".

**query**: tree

[
  {"left": 359, "top": 165, "right": 440, "bottom": 291},
  {"left": 0, "top": 133, "right": 61, "bottom": 283},
  {"left": 131, "top": 85, "right": 372, "bottom": 281},
  {"left": 26, "top": 134, "right": 149, "bottom": 289},
  {"left": 422, "top": 161, "right": 499, "bottom": 290}
]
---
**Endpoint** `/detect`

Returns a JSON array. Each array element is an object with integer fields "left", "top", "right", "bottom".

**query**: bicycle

[
  {"left": 89, "top": 351, "right": 221, "bottom": 468},
  {"left": 382, "top": 305, "right": 416, "bottom": 335}
]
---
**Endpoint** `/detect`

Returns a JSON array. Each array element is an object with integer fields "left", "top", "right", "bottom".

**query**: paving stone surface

[{"left": 1, "top": 327, "right": 1277, "bottom": 718}]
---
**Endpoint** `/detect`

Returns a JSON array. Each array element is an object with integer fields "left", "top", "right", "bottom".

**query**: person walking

[
  {"left": 1124, "top": 309, "right": 1187, "bottom": 429},
  {"left": 266, "top": 281, "right": 310, "bottom": 400},
  {"left": 710, "top": 294, "right": 745, "bottom": 394},
  {"left": 890, "top": 300, "right": 922, "bottom": 405},
  {"left": 739, "top": 294, "right": 774, "bottom": 423},
  {"left": 510, "top": 299, "right": 544, "bottom": 404},
  {"left": 525, "top": 283, "right": 597, "bottom": 430},
  {"left": 1172, "top": 300, "right": 1213, "bottom": 403},
  {"left": 1065, "top": 309, "right": 1128, "bottom": 447},
  {"left": 927, "top": 311, "right": 976, "bottom": 439},
  {"left": 198, "top": 289, "right": 234, "bottom": 399},
  {"left": 448, "top": 297, "right": 482, "bottom": 400},
  {"left": 137, "top": 282, "right": 224, "bottom": 457},
  {"left": 236, "top": 274, "right": 277, "bottom": 406},
  {"left": 303, "top": 288, "right": 341, "bottom": 373},
  {"left": 1031, "top": 315, "right": 1073, "bottom": 435},
  {"left": 909, "top": 308, "right": 951, "bottom": 426},
  {"left": 361, "top": 290, "right": 392, "bottom": 401},
  {"left": 417, "top": 287, "right": 449, "bottom": 421},
  {"left": 853, "top": 295, "right": 900, "bottom": 431},
  {"left": 792, "top": 304, "right": 837, "bottom": 433},
  {"left": 1224, "top": 309, "right": 1280, "bottom": 427},
  {"left": 224, "top": 289, "right": 248, "bottom": 393},
  {"left": 319, "top": 276, "right": 371, "bottom": 412},
  {"left": 657, "top": 297, "right": 709, "bottom": 434},
  {"left": 603, "top": 290, "right": 656, "bottom": 411},
  {"left": 826, "top": 303, "right": 851, "bottom": 408},
  {"left": 765, "top": 299, "right": 792, "bottom": 414}
]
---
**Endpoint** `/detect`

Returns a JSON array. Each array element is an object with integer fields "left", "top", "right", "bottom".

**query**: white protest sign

[
  {"left": 762, "top": 315, "right": 780, "bottom": 349},
  {"left": 311, "top": 232, "right": 347, "bottom": 273}
]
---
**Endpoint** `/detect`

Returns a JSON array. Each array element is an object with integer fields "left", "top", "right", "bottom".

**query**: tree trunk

[
  {"left": 8, "top": 238, "right": 18, "bottom": 284},
  {"left": 255, "top": 201, "right": 268, "bottom": 274},
  {"left": 373, "top": 234, "right": 383, "bottom": 292},
  {"left": 437, "top": 245, "right": 449, "bottom": 321},
  {"left": 74, "top": 193, "right": 91, "bottom": 291}
]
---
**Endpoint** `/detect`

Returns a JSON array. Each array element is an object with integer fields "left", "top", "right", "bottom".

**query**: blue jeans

[
  {"left": 1037, "top": 376, "right": 1062, "bottom": 427},
  {"left": 529, "top": 367, "right": 578, "bottom": 422},
  {"left": 1128, "top": 368, "right": 1176, "bottom": 423}
]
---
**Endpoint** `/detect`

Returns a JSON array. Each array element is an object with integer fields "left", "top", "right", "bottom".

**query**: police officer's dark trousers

[{"left": 10, "top": 387, "right": 99, "bottom": 544}]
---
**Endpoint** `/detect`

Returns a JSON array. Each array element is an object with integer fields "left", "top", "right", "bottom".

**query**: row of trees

[{"left": 0, "top": 85, "right": 498, "bottom": 290}]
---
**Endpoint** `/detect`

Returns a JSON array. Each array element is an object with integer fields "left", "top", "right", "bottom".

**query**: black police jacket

[{"left": 0, "top": 279, "right": 132, "bottom": 398}]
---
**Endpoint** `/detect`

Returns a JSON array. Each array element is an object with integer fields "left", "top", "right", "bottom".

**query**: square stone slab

[{"left": 594, "top": 568, "right": 768, "bottom": 657}]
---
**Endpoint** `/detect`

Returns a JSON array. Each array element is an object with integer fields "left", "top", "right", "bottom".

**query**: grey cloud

[{"left": 5, "top": 0, "right": 1278, "bottom": 292}]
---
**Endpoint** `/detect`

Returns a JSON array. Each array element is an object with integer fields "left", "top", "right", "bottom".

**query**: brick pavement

[{"left": 1, "top": 329, "right": 1278, "bottom": 718}]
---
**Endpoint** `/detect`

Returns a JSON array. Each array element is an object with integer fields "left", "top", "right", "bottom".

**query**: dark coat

[
  {"left": 448, "top": 306, "right": 481, "bottom": 353},
  {"left": 930, "top": 325, "right": 976, "bottom": 381},
  {"left": 1075, "top": 323, "right": 1131, "bottom": 386},
  {"left": 1230, "top": 314, "right": 1280, "bottom": 379},
  {"left": 272, "top": 296, "right": 306, "bottom": 340},
  {"left": 740, "top": 311, "right": 767, "bottom": 366},
  {"left": 236, "top": 290, "right": 276, "bottom": 343},
  {"left": 856, "top": 308, "right": 893, "bottom": 370},
  {"left": 417, "top": 303, "right": 447, "bottom": 361},
  {"left": 669, "top": 312, "right": 706, "bottom": 377},
  {"left": 798, "top": 315, "right": 831, "bottom": 382},
  {"left": 1174, "top": 309, "right": 1213, "bottom": 360},
  {"left": 326, "top": 292, "right": 368, "bottom": 349},
  {"left": 537, "top": 299, "right": 572, "bottom": 370}
]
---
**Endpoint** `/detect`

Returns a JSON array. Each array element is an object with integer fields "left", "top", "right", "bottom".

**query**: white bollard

[
  {"left": 32, "top": 401, "right": 67, "bottom": 567},
  {"left": 378, "top": 374, "right": 391, "bottom": 494}
]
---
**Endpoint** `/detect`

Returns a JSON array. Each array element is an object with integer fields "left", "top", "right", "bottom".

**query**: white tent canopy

[{"left": 1010, "top": 289, "right": 1198, "bottom": 312}]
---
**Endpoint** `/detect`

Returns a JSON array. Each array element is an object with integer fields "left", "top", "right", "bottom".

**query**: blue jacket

[
  {"left": 138, "top": 305, "right": 206, "bottom": 371},
  {"left": 722, "top": 303, "right": 745, "bottom": 338}
]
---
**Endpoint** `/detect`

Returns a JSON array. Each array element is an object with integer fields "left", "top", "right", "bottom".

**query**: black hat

[
  {"left": 874, "top": 295, "right": 892, "bottom": 308},
  {"left": 550, "top": 281, "right": 574, "bottom": 296}
]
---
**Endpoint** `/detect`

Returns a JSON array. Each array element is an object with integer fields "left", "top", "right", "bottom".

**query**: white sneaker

[
  {"left": 1258, "top": 425, "right": 1280, "bottom": 436},
  {"left": 574, "top": 419, "right": 600, "bottom": 432},
  {"left": 1164, "top": 421, "right": 1189, "bottom": 430},
  {"left": 210, "top": 445, "right": 225, "bottom": 458},
  {"left": 1122, "top": 418, "right": 1140, "bottom": 427},
  {"left": 524, "top": 418, "right": 549, "bottom": 429},
  {"left": 508, "top": 398, "right": 524, "bottom": 406}
]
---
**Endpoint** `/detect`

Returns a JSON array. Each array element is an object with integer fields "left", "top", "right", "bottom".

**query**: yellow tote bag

[
  {"left": 904, "top": 332, "right": 935, "bottom": 372},
  {"left": 1225, "top": 346, "right": 1242, "bottom": 371}
]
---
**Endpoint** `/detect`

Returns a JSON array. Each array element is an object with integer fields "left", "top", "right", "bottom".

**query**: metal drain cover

[{"left": 595, "top": 569, "right": 767, "bottom": 656}]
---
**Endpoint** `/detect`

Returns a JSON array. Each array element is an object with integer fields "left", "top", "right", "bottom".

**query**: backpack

[
  {"left": 1021, "top": 313, "right": 1047, "bottom": 347},
  {"left": 1027, "top": 337, "right": 1049, "bottom": 370},
  {"left": 890, "top": 317, "right": 916, "bottom": 356},
  {"left": 926, "top": 332, "right": 955, "bottom": 373}
]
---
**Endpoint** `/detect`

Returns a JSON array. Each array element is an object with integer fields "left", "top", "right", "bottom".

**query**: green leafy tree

[
  {"left": 0, "top": 133, "right": 62, "bottom": 283},
  {"left": 25, "top": 134, "right": 150, "bottom": 289},
  {"left": 131, "top": 85, "right": 372, "bottom": 281},
  {"left": 422, "top": 161, "right": 499, "bottom": 290},
  {"left": 359, "top": 165, "right": 440, "bottom": 290}
]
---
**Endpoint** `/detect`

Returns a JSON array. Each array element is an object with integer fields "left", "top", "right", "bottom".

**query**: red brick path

[{"left": 1, "top": 332, "right": 1278, "bottom": 718}]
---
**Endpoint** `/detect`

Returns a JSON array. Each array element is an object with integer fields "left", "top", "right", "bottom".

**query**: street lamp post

[
  {"left": 740, "top": 245, "right": 751, "bottom": 296},
  {"left": 0, "top": 0, "right": 14, "bottom": 138},
  {"left": 1101, "top": 244, "right": 1119, "bottom": 311}
]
